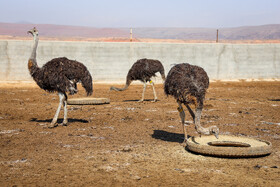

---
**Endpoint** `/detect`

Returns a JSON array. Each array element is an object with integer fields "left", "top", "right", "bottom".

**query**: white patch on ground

[
  {"left": 102, "top": 126, "right": 114, "bottom": 130},
  {"left": 167, "top": 110, "right": 178, "bottom": 113},
  {"left": 1, "top": 158, "right": 28, "bottom": 165},
  {"left": 127, "top": 107, "right": 135, "bottom": 111},
  {"left": 0, "top": 129, "right": 20, "bottom": 134},
  {"left": 146, "top": 109, "right": 157, "bottom": 112},
  {"left": 261, "top": 121, "right": 280, "bottom": 126}
]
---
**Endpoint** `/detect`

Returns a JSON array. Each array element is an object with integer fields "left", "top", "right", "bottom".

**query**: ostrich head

[
  {"left": 209, "top": 126, "right": 219, "bottom": 139},
  {"left": 27, "top": 27, "right": 38, "bottom": 36}
]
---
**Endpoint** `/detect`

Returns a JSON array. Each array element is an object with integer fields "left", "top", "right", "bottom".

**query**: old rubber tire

[
  {"left": 67, "top": 98, "right": 110, "bottom": 105},
  {"left": 186, "top": 135, "right": 272, "bottom": 157}
]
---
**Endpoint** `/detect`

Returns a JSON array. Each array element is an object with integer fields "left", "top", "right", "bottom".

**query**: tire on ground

[
  {"left": 186, "top": 135, "right": 272, "bottom": 157},
  {"left": 67, "top": 98, "right": 110, "bottom": 105}
]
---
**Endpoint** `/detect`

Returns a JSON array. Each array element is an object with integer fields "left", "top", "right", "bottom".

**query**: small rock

[
  {"left": 271, "top": 166, "right": 278, "bottom": 168},
  {"left": 122, "top": 147, "right": 132, "bottom": 152},
  {"left": 254, "top": 164, "right": 262, "bottom": 170},
  {"left": 131, "top": 175, "right": 141, "bottom": 180},
  {"left": 174, "top": 168, "right": 184, "bottom": 173}
]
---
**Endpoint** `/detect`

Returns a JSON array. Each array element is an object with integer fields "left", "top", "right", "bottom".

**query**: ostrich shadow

[
  {"left": 30, "top": 118, "right": 89, "bottom": 124},
  {"left": 151, "top": 130, "right": 185, "bottom": 143},
  {"left": 269, "top": 99, "right": 280, "bottom": 101},
  {"left": 123, "top": 99, "right": 160, "bottom": 102}
]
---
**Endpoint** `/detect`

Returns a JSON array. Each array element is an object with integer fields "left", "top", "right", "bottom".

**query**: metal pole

[
  {"left": 130, "top": 28, "right": 132, "bottom": 42},
  {"left": 216, "top": 29, "right": 219, "bottom": 43}
]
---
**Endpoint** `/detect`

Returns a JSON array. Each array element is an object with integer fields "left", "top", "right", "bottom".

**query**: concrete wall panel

[{"left": 0, "top": 40, "right": 279, "bottom": 82}]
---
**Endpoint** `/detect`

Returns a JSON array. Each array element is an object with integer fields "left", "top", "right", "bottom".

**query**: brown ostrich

[
  {"left": 27, "top": 27, "right": 93, "bottom": 128},
  {"left": 164, "top": 63, "right": 219, "bottom": 143},
  {"left": 110, "top": 58, "right": 165, "bottom": 102}
]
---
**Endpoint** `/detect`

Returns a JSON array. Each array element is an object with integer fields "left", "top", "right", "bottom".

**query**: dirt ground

[{"left": 0, "top": 81, "right": 279, "bottom": 186}]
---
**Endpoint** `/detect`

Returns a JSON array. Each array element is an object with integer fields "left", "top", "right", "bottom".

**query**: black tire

[
  {"left": 186, "top": 135, "right": 272, "bottom": 158},
  {"left": 67, "top": 98, "right": 110, "bottom": 105}
]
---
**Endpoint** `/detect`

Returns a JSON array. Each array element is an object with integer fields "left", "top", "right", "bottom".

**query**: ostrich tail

[
  {"left": 160, "top": 69, "right": 166, "bottom": 81},
  {"left": 161, "top": 72, "right": 166, "bottom": 81},
  {"left": 110, "top": 78, "right": 131, "bottom": 91},
  {"left": 81, "top": 71, "right": 93, "bottom": 96}
]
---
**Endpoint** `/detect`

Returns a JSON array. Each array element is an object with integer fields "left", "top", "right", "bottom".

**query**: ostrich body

[
  {"left": 110, "top": 58, "right": 165, "bottom": 102},
  {"left": 28, "top": 27, "right": 93, "bottom": 128},
  {"left": 164, "top": 63, "right": 219, "bottom": 143}
]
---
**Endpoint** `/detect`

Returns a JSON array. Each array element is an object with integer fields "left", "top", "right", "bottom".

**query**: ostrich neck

[
  {"left": 30, "top": 34, "right": 38, "bottom": 60},
  {"left": 28, "top": 34, "right": 40, "bottom": 74}
]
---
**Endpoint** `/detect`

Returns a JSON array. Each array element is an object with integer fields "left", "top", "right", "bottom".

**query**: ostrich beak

[
  {"left": 27, "top": 30, "right": 32, "bottom": 35},
  {"left": 214, "top": 133, "right": 219, "bottom": 139}
]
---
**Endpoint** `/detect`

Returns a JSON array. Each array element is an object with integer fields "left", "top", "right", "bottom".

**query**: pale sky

[{"left": 0, "top": 0, "right": 279, "bottom": 28}]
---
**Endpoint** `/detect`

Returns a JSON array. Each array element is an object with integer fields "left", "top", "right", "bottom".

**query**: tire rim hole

[{"left": 208, "top": 141, "right": 251, "bottom": 147}]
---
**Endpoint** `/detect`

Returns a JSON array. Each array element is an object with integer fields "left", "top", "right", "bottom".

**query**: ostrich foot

[
  {"left": 62, "top": 121, "right": 68, "bottom": 126},
  {"left": 48, "top": 122, "right": 58, "bottom": 128},
  {"left": 137, "top": 99, "right": 144, "bottom": 103},
  {"left": 152, "top": 99, "right": 158, "bottom": 103},
  {"left": 181, "top": 138, "right": 188, "bottom": 147}
]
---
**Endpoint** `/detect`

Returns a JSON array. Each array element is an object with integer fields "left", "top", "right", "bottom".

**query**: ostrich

[
  {"left": 110, "top": 58, "right": 165, "bottom": 102},
  {"left": 27, "top": 27, "right": 93, "bottom": 128},
  {"left": 164, "top": 63, "right": 219, "bottom": 143}
]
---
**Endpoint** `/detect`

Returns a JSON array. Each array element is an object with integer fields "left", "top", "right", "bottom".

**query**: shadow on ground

[
  {"left": 152, "top": 130, "right": 184, "bottom": 143},
  {"left": 29, "top": 118, "right": 89, "bottom": 124}
]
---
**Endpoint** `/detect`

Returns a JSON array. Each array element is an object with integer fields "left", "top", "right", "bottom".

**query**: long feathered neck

[
  {"left": 28, "top": 33, "right": 40, "bottom": 75},
  {"left": 110, "top": 77, "right": 132, "bottom": 91}
]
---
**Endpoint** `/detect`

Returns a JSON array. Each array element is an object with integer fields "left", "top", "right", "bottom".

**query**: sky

[{"left": 0, "top": 0, "right": 279, "bottom": 28}]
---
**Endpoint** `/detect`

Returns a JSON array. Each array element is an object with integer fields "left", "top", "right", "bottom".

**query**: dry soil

[{"left": 0, "top": 81, "right": 279, "bottom": 186}]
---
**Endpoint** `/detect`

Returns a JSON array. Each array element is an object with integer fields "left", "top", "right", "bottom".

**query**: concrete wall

[{"left": 0, "top": 40, "right": 280, "bottom": 82}]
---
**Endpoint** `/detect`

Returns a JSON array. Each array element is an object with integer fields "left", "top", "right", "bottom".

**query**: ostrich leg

[
  {"left": 138, "top": 82, "right": 147, "bottom": 102},
  {"left": 149, "top": 80, "right": 158, "bottom": 102},
  {"left": 177, "top": 101, "right": 188, "bottom": 144},
  {"left": 49, "top": 92, "right": 65, "bottom": 128},
  {"left": 185, "top": 104, "right": 195, "bottom": 121},
  {"left": 63, "top": 95, "right": 68, "bottom": 126}
]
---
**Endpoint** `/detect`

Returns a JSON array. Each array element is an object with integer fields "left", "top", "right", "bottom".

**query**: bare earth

[{"left": 0, "top": 81, "right": 279, "bottom": 186}]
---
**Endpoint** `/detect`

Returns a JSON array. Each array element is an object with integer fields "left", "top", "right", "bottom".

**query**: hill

[
  {"left": 129, "top": 25, "right": 280, "bottom": 40},
  {"left": 0, "top": 22, "right": 280, "bottom": 40},
  {"left": 0, "top": 22, "right": 128, "bottom": 38}
]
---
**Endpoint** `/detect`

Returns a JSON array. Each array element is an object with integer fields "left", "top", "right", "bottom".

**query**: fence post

[{"left": 216, "top": 29, "right": 219, "bottom": 43}]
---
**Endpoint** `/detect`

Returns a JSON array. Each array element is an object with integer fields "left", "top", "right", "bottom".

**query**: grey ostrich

[
  {"left": 110, "top": 58, "right": 165, "bottom": 102},
  {"left": 28, "top": 27, "right": 93, "bottom": 128},
  {"left": 164, "top": 63, "right": 219, "bottom": 143}
]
